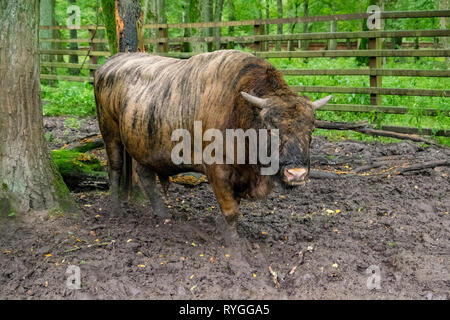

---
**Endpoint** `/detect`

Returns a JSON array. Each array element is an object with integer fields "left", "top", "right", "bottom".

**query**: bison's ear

[
  {"left": 241, "top": 92, "right": 269, "bottom": 109},
  {"left": 311, "top": 95, "right": 332, "bottom": 111}
]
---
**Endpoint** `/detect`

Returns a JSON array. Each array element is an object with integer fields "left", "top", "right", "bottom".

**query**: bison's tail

[{"left": 122, "top": 150, "right": 133, "bottom": 199}]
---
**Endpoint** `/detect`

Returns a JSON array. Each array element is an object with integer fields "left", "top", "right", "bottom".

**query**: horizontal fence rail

[
  {"left": 290, "top": 86, "right": 448, "bottom": 97},
  {"left": 39, "top": 10, "right": 450, "bottom": 138},
  {"left": 320, "top": 104, "right": 450, "bottom": 117},
  {"left": 146, "top": 29, "right": 450, "bottom": 44},
  {"left": 281, "top": 69, "right": 450, "bottom": 77},
  {"left": 141, "top": 10, "right": 450, "bottom": 29},
  {"left": 40, "top": 49, "right": 110, "bottom": 56}
]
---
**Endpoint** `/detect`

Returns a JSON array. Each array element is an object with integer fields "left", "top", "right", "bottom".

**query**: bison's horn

[
  {"left": 311, "top": 95, "right": 332, "bottom": 110},
  {"left": 241, "top": 92, "right": 269, "bottom": 108}
]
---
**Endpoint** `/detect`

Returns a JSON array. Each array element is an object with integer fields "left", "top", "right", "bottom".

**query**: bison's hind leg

[
  {"left": 159, "top": 175, "right": 170, "bottom": 196},
  {"left": 103, "top": 138, "right": 124, "bottom": 216},
  {"left": 135, "top": 163, "right": 170, "bottom": 220}
]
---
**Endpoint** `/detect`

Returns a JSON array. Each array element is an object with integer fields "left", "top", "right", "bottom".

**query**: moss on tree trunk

[{"left": 101, "top": 0, "right": 118, "bottom": 54}]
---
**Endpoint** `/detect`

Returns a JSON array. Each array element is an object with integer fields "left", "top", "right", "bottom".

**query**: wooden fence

[{"left": 39, "top": 10, "right": 450, "bottom": 137}]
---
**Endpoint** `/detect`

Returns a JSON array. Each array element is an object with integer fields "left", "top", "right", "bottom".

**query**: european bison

[{"left": 94, "top": 50, "right": 331, "bottom": 244}]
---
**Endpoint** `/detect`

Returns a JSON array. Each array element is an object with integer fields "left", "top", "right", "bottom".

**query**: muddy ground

[{"left": 0, "top": 116, "right": 449, "bottom": 300}]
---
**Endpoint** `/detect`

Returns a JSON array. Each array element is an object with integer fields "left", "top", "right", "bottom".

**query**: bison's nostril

[{"left": 284, "top": 168, "right": 308, "bottom": 182}]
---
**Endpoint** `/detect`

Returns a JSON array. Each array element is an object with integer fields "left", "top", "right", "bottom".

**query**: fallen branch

[
  {"left": 352, "top": 161, "right": 389, "bottom": 173},
  {"left": 315, "top": 120, "right": 440, "bottom": 147},
  {"left": 309, "top": 170, "right": 355, "bottom": 179},
  {"left": 395, "top": 160, "right": 450, "bottom": 175},
  {"left": 315, "top": 120, "right": 368, "bottom": 130},
  {"left": 355, "top": 127, "right": 440, "bottom": 147},
  {"left": 309, "top": 160, "right": 450, "bottom": 179}
]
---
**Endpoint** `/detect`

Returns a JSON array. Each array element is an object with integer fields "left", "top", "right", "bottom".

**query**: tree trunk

[
  {"left": 439, "top": 0, "right": 449, "bottom": 67},
  {"left": 227, "top": 0, "right": 236, "bottom": 49},
  {"left": 101, "top": 0, "right": 118, "bottom": 54},
  {"left": 288, "top": 0, "right": 300, "bottom": 51},
  {"left": 115, "top": 0, "right": 142, "bottom": 53},
  {"left": 328, "top": 20, "right": 337, "bottom": 50},
  {"left": 142, "top": 0, "right": 157, "bottom": 52},
  {"left": 0, "top": 0, "right": 75, "bottom": 215},
  {"left": 264, "top": 0, "right": 270, "bottom": 51},
  {"left": 212, "top": 0, "right": 224, "bottom": 51},
  {"left": 200, "top": 0, "right": 213, "bottom": 52},
  {"left": 68, "top": 0, "right": 80, "bottom": 76},
  {"left": 301, "top": 0, "right": 309, "bottom": 50},
  {"left": 40, "top": 0, "right": 56, "bottom": 85},
  {"left": 182, "top": 0, "right": 192, "bottom": 52},
  {"left": 276, "top": 0, "right": 283, "bottom": 51}
]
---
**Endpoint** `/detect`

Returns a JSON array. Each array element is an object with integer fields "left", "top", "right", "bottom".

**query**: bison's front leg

[
  {"left": 208, "top": 166, "right": 241, "bottom": 246},
  {"left": 135, "top": 163, "right": 170, "bottom": 220}
]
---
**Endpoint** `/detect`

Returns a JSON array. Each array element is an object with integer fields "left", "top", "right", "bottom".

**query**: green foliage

[{"left": 42, "top": 81, "right": 96, "bottom": 116}]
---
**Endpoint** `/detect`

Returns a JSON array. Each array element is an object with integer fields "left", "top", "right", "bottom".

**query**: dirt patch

[
  {"left": 0, "top": 118, "right": 449, "bottom": 300},
  {"left": 44, "top": 116, "right": 99, "bottom": 150}
]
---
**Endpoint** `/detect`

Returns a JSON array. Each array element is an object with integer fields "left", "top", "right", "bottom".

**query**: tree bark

[
  {"left": 182, "top": 0, "right": 192, "bottom": 52},
  {"left": 227, "top": 0, "right": 236, "bottom": 49},
  {"left": 143, "top": 0, "right": 157, "bottom": 52},
  {"left": 301, "top": 0, "right": 309, "bottom": 50},
  {"left": 439, "top": 0, "right": 449, "bottom": 67},
  {"left": 264, "top": 0, "right": 270, "bottom": 51},
  {"left": 101, "top": 0, "right": 118, "bottom": 54},
  {"left": 276, "top": 0, "right": 283, "bottom": 51},
  {"left": 287, "top": 0, "right": 300, "bottom": 51},
  {"left": 212, "top": 0, "right": 224, "bottom": 51},
  {"left": 115, "top": 0, "right": 142, "bottom": 53},
  {"left": 0, "top": 0, "right": 76, "bottom": 215},
  {"left": 200, "top": 0, "right": 213, "bottom": 52},
  {"left": 68, "top": 0, "right": 80, "bottom": 75}
]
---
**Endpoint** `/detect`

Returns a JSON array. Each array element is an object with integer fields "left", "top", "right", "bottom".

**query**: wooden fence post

[
  {"left": 157, "top": 26, "right": 168, "bottom": 53},
  {"left": 368, "top": 36, "right": 382, "bottom": 105},
  {"left": 253, "top": 23, "right": 264, "bottom": 52},
  {"left": 89, "top": 28, "right": 98, "bottom": 79}
]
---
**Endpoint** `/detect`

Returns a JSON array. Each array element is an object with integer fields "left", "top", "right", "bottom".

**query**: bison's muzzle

[{"left": 283, "top": 167, "right": 308, "bottom": 186}]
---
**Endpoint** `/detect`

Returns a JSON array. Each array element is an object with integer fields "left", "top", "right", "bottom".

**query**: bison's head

[{"left": 241, "top": 92, "right": 331, "bottom": 186}]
